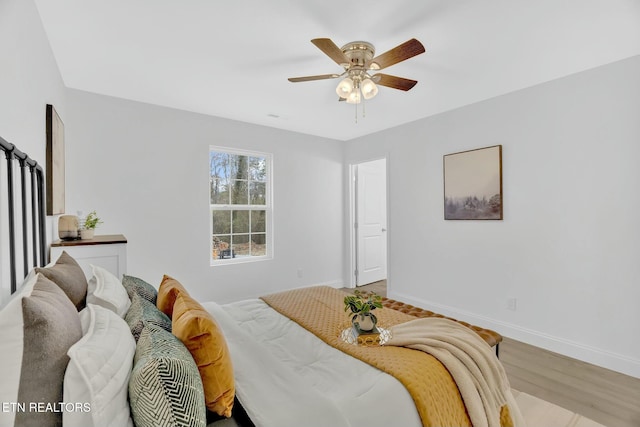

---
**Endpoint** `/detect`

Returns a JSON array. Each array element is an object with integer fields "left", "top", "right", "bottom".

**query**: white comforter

[{"left": 203, "top": 299, "right": 422, "bottom": 427}]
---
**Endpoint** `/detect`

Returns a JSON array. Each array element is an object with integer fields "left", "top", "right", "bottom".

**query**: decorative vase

[
  {"left": 353, "top": 313, "right": 376, "bottom": 332},
  {"left": 58, "top": 215, "right": 79, "bottom": 240},
  {"left": 80, "top": 229, "right": 95, "bottom": 240}
]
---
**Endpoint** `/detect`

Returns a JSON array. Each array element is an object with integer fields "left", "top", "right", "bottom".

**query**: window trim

[{"left": 209, "top": 146, "right": 273, "bottom": 266}]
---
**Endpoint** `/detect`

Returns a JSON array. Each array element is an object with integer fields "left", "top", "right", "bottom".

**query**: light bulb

[
  {"left": 346, "top": 89, "right": 361, "bottom": 104},
  {"left": 336, "top": 78, "right": 354, "bottom": 98},
  {"left": 361, "top": 78, "right": 378, "bottom": 100}
]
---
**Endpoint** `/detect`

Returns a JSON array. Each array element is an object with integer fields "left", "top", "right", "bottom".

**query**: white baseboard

[
  {"left": 290, "top": 279, "right": 343, "bottom": 293},
  {"left": 318, "top": 279, "right": 345, "bottom": 289},
  {"left": 390, "top": 291, "right": 640, "bottom": 379}
]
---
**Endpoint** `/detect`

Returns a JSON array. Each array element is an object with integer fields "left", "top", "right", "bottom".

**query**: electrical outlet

[{"left": 506, "top": 297, "right": 517, "bottom": 311}]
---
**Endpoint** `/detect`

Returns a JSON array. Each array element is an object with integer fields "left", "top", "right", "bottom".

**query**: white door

[{"left": 355, "top": 159, "right": 387, "bottom": 286}]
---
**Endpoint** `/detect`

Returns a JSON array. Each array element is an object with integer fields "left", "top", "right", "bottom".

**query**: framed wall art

[
  {"left": 443, "top": 145, "right": 502, "bottom": 220},
  {"left": 46, "top": 104, "right": 65, "bottom": 215}
]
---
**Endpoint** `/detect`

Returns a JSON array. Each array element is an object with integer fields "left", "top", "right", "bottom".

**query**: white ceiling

[{"left": 34, "top": 0, "right": 640, "bottom": 141}]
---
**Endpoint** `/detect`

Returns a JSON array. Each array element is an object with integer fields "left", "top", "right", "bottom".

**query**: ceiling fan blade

[
  {"left": 366, "top": 38, "right": 425, "bottom": 70},
  {"left": 371, "top": 74, "right": 418, "bottom": 91},
  {"left": 311, "top": 38, "right": 350, "bottom": 67},
  {"left": 288, "top": 73, "right": 341, "bottom": 83}
]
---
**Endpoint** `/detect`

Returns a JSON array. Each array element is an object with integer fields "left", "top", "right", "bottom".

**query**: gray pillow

[
  {"left": 122, "top": 274, "right": 157, "bottom": 304},
  {"left": 129, "top": 324, "right": 206, "bottom": 427},
  {"left": 15, "top": 274, "right": 83, "bottom": 427},
  {"left": 36, "top": 251, "right": 88, "bottom": 310},
  {"left": 125, "top": 292, "right": 171, "bottom": 341}
]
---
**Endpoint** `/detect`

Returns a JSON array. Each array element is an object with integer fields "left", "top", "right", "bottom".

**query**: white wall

[
  {"left": 0, "top": 0, "right": 65, "bottom": 303},
  {"left": 64, "top": 89, "right": 344, "bottom": 303},
  {"left": 345, "top": 55, "right": 640, "bottom": 378},
  {"left": 0, "top": 0, "right": 65, "bottom": 156}
]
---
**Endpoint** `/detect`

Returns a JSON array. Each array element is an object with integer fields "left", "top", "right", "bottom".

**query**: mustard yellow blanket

[
  {"left": 261, "top": 286, "right": 519, "bottom": 427},
  {"left": 261, "top": 286, "right": 472, "bottom": 427}
]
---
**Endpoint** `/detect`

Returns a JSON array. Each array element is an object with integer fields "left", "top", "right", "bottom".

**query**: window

[{"left": 209, "top": 147, "right": 272, "bottom": 264}]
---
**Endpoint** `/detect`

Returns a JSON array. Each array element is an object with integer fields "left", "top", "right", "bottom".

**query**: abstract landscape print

[{"left": 444, "top": 145, "right": 502, "bottom": 220}]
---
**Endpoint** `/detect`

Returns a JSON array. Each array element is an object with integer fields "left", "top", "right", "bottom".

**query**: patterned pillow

[
  {"left": 125, "top": 292, "right": 171, "bottom": 341},
  {"left": 122, "top": 275, "right": 157, "bottom": 305},
  {"left": 129, "top": 324, "right": 206, "bottom": 427}
]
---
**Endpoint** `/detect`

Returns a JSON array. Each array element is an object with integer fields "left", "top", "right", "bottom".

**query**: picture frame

[
  {"left": 443, "top": 145, "right": 502, "bottom": 220},
  {"left": 46, "top": 104, "right": 65, "bottom": 215}
]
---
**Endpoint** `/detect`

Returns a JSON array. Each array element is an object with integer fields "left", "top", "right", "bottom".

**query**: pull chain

[{"left": 354, "top": 98, "right": 358, "bottom": 123}]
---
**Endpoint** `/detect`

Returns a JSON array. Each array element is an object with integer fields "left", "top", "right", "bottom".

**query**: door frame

[{"left": 347, "top": 155, "right": 389, "bottom": 288}]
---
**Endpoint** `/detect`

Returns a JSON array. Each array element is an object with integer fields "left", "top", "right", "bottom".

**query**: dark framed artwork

[
  {"left": 443, "top": 145, "right": 502, "bottom": 220},
  {"left": 46, "top": 104, "right": 65, "bottom": 215}
]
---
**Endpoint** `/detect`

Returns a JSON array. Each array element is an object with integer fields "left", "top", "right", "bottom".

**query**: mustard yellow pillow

[
  {"left": 156, "top": 275, "right": 189, "bottom": 319},
  {"left": 172, "top": 293, "right": 235, "bottom": 417}
]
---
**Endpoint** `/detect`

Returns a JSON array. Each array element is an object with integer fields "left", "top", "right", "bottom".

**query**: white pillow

[
  {"left": 0, "top": 272, "right": 38, "bottom": 427},
  {"left": 87, "top": 264, "right": 131, "bottom": 317},
  {"left": 64, "top": 304, "right": 136, "bottom": 427}
]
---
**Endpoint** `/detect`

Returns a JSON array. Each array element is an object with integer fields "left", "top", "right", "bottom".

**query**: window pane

[
  {"left": 251, "top": 210, "right": 265, "bottom": 233},
  {"left": 212, "top": 211, "right": 231, "bottom": 234},
  {"left": 210, "top": 152, "right": 230, "bottom": 180},
  {"left": 210, "top": 177, "right": 230, "bottom": 204},
  {"left": 229, "top": 154, "right": 249, "bottom": 180},
  {"left": 210, "top": 152, "right": 231, "bottom": 205},
  {"left": 232, "top": 234, "right": 250, "bottom": 257},
  {"left": 230, "top": 180, "right": 248, "bottom": 204},
  {"left": 249, "top": 182, "right": 266, "bottom": 205},
  {"left": 213, "top": 235, "right": 232, "bottom": 259},
  {"left": 232, "top": 210, "right": 249, "bottom": 233},
  {"left": 249, "top": 156, "right": 266, "bottom": 181},
  {"left": 251, "top": 234, "right": 266, "bottom": 256}
]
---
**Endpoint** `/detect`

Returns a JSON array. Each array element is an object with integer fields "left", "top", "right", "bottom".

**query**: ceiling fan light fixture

[
  {"left": 289, "top": 38, "right": 425, "bottom": 119},
  {"left": 335, "top": 77, "right": 354, "bottom": 98},
  {"left": 361, "top": 78, "right": 378, "bottom": 100}
]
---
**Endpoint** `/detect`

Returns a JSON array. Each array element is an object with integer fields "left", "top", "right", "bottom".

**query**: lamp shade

[
  {"left": 361, "top": 78, "right": 378, "bottom": 100},
  {"left": 346, "top": 89, "right": 361, "bottom": 104},
  {"left": 336, "top": 77, "right": 354, "bottom": 98}
]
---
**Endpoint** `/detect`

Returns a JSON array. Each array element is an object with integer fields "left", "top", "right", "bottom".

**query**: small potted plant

[
  {"left": 80, "top": 210, "right": 102, "bottom": 240},
  {"left": 344, "top": 289, "right": 383, "bottom": 332}
]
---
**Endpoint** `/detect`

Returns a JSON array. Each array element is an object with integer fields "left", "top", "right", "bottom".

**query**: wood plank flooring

[
  {"left": 349, "top": 281, "right": 640, "bottom": 427},
  {"left": 352, "top": 280, "right": 387, "bottom": 296},
  {"left": 501, "top": 337, "right": 640, "bottom": 427}
]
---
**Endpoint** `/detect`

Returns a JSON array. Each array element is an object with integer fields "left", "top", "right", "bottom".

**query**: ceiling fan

[{"left": 288, "top": 38, "right": 425, "bottom": 104}]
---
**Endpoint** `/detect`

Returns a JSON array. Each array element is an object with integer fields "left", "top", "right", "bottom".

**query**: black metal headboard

[{"left": 1, "top": 136, "right": 47, "bottom": 294}]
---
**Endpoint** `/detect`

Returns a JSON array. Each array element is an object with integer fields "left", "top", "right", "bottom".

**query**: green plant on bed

[
  {"left": 343, "top": 289, "right": 383, "bottom": 324},
  {"left": 82, "top": 210, "right": 103, "bottom": 229}
]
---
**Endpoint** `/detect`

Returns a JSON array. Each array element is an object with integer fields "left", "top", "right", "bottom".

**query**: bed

[{"left": 0, "top": 138, "right": 522, "bottom": 427}]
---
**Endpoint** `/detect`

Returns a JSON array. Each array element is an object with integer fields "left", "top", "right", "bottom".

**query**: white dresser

[{"left": 50, "top": 234, "right": 127, "bottom": 280}]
